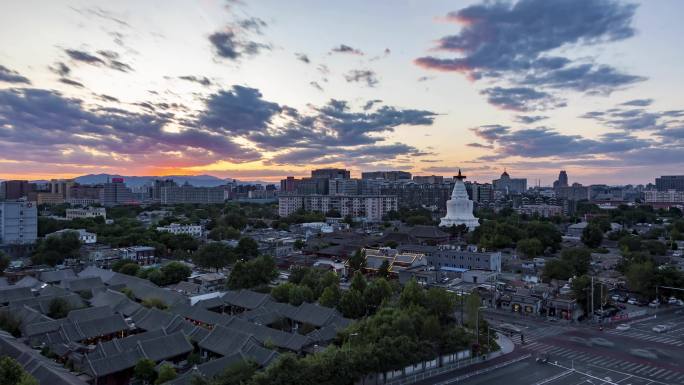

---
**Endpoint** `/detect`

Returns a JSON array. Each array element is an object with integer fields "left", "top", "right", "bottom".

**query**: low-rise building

[
  {"left": 399, "top": 245, "right": 502, "bottom": 272},
  {"left": 65, "top": 207, "right": 106, "bottom": 220},
  {"left": 156, "top": 223, "right": 204, "bottom": 238},
  {"left": 118, "top": 246, "right": 156, "bottom": 265},
  {"left": 46, "top": 228, "right": 97, "bottom": 244},
  {"left": 515, "top": 204, "right": 563, "bottom": 218}
]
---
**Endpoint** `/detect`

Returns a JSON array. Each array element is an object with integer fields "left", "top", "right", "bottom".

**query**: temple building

[{"left": 439, "top": 170, "right": 480, "bottom": 231}]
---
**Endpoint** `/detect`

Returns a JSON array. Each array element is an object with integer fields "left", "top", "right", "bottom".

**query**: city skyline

[{"left": 1, "top": 0, "right": 683, "bottom": 185}]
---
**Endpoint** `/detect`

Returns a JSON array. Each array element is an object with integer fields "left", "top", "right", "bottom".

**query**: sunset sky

[{"left": 1, "top": 0, "right": 683, "bottom": 185}]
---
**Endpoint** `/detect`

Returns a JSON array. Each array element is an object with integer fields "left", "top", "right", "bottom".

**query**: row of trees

[
  {"left": 197, "top": 279, "right": 477, "bottom": 385},
  {"left": 112, "top": 260, "right": 192, "bottom": 287}
]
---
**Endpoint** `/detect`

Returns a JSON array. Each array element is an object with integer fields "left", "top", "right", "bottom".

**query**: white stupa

[{"left": 439, "top": 169, "right": 480, "bottom": 231}]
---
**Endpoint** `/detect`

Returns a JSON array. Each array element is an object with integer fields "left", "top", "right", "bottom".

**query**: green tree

[
  {"left": 561, "top": 247, "right": 592, "bottom": 276},
  {"left": 48, "top": 297, "right": 71, "bottom": 318},
  {"left": 271, "top": 282, "right": 293, "bottom": 303},
  {"left": 134, "top": 358, "right": 157, "bottom": 384},
  {"left": 581, "top": 224, "right": 604, "bottom": 248},
  {"left": 0, "top": 311, "right": 22, "bottom": 336},
  {"left": 318, "top": 285, "right": 341, "bottom": 308},
  {"left": 425, "top": 288, "right": 457, "bottom": 323},
  {"left": 160, "top": 261, "right": 191, "bottom": 285},
  {"left": 516, "top": 238, "right": 543, "bottom": 258},
  {"left": 226, "top": 255, "right": 278, "bottom": 290},
  {"left": 0, "top": 252, "right": 10, "bottom": 275},
  {"left": 142, "top": 297, "right": 167, "bottom": 310},
  {"left": 32, "top": 231, "right": 82, "bottom": 266},
  {"left": 399, "top": 278, "right": 425, "bottom": 308},
  {"left": 465, "top": 292, "right": 481, "bottom": 328},
  {"left": 288, "top": 285, "right": 314, "bottom": 306},
  {"left": 350, "top": 271, "right": 367, "bottom": 293},
  {"left": 377, "top": 260, "right": 391, "bottom": 278},
  {"left": 363, "top": 278, "right": 392, "bottom": 313},
  {"left": 235, "top": 237, "right": 259, "bottom": 258},
  {"left": 0, "top": 356, "right": 38, "bottom": 385},
  {"left": 542, "top": 259, "right": 572, "bottom": 281},
  {"left": 155, "top": 363, "right": 177, "bottom": 385},
  {"left": 118, "top": 262, "right": 141, "bottom": 276},
  {"left": 626, "top": 261, "right": 656, "bottom": 296},
  {"left": 293, "top": 239, "right": 306, "bottom": 250},
  {"left": 196, "top": 360, "right": 258, "bottom": 385},
  {"left": 338, "top": 289, "right": 365, "bottom": 318},
  {"left": 347, "top": 249, "right": 366, "bottom": 272},
  {"left": 146, "top": 269, "right": 165, "bottom": 286},
  {"left": 194, "top": 243, "right": 234, "bottom": 271}
]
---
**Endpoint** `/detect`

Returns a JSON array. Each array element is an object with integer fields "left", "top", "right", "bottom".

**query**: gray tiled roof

[
  {"left": 14, "top": 275, "right": 41, "bottom": 288},
  {"left": 89, "top": 289, "right": 142, "bottom": 316},
  {"left": 84, "top": 332, "right": 192, "bottom": 378},
  {"left": 67, "top": 306, "right": 113, "bottom": 323},
  {"left": 61, "top": 276, "right": 104, "bottom": 292},
  {"left": 224, "top": 317, "right": 311, "bottom": 352},
  {"left": 10, "top": 293, "right": 85, "bottom": 315},
  {"left": 39, "top": 269, "right": 76, "bottom": 283},
  {"left": 170, "top": 303, "right": 232, "bottom": 326},
  {"left": 0, "top": 286, "right": 33, "bottom": 303},
  {"left": 198, "top": 325, "right": 255, "bottom": 356},
  {"left": 0, "top": 331, "right": 89, "bottom": 385},
  {"left": 222, "top": 290, "right": 271, "bottom": 310}
]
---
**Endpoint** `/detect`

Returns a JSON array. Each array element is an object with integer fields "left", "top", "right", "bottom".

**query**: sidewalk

[{"left": 497, "top": 332, "right": 515, "bottom": 354}]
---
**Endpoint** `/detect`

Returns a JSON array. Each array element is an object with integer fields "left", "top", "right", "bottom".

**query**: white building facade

[
  {"left": 65, "top": 207, "right": 107, "bottom": 220},
  {"left": 0, "top": 201, "right": 38, "bottom": 245},
  {"left": 278, "top": 194, "right": 397, "bottom": 221},
  {"left": 156, "top": 223, "right": 204, "bottom": 238}
]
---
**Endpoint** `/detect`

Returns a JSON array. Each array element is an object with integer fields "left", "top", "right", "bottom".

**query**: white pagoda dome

[{"left": 439, "top": 170, "right": 479, "bottom": 231}]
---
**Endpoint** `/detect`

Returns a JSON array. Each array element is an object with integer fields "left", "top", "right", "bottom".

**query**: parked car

[
  {"left": 611, "top": 294, "right": 622, "bottom": 302},
  {"left": 627, "top": 298, "right": 638, "bottom": 305},
  {"left": 649, "top": 300, "right": 660, "bottom": 308},
  {"left": 668, "top": 297, "right": 679, "bottom": 305},
  {"left": 616, "top": 324, "right": 631, "bottom": 331}
]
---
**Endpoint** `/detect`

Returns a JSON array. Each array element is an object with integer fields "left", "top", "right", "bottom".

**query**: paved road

[{"left": 448, "top": 308, "right": 684, "bottom": 384}]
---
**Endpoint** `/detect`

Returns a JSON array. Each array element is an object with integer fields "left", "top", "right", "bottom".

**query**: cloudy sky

[{"left": 0, "top": 0, "right": 682, "bottom": 185}]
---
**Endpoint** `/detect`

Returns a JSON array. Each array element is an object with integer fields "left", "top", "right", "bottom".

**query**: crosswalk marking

[
  {"left": 522, "top": 341, "right": 684, "bottom": 383},
  {"left": 605, "top": 329, "right": 684, "bottom": 347}
]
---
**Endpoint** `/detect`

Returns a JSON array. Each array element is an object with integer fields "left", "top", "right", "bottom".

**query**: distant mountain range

[{"left": 52, "top": 174, "right": 273, "bottom": 187}]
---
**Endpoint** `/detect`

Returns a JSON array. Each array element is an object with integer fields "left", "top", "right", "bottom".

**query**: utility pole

[{"left": 591, "top": 276, "right": 595, "bottom": 323}]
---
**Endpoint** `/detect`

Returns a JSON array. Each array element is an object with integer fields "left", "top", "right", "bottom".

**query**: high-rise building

[
  {"left": 468, "top": 182, "right": 495, "bottom": 203},
  {"left": 100, "top": 178, "right": 135, "bottom": 207},
  {"left": 361, "top": 171, "right": 412, "bottom": 181},
  {"left": 413, "top": 175, "right": 444, "bottom": 184},
  {"left": 278, "top": 194, "right": 397, "bottom": 221},
  {"left": 655, "top": 175, "right": 684, "bottom": 191},
  {"left": 311, "top": 168, "right": 350, "bottom": 180},
  {"left": 553, "top": 170, "right": 569, "bottom": 189},
  {"left": 0, "top": 180, "right": 31, "bottom": 200},
  {"left": 160, "top": 183, "right": 225, "bottom": 204},
  {"left": 151, "top": 179, "right": 178, "bottom": 202},
  {"left": 68, "top": 184, "right": 103, "bottom": 206},
  {"left": 329, "top": 178, "right": 360, "bottom": 195},
  {"left": 280, "top": 176, "right": 301, "bottom": 193},
  {"left": 492, "top": 170, "right": 527, "bottom": 194},
  {"left": 296, "top": 178, "right": 329, "bottom": 195},
  {"left": 49, "top": 179, "right": 75, "bottom": 201},
  {"left": 0, "top": 201, "right": 38, "bottom": 245}
]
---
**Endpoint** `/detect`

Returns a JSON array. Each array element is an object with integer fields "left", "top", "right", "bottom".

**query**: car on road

[
  {"left": 616, "top": 323, "right": 631, "bottom": 331},
  {"left": 668, "top": 297, "right": 680, "bottom": 305},
  {"left": 627, "top": 298, "right": 638, "bottom": 305},
  {"left": 649, "top": 299, "right": 660, "bottom": 308},
  {"left": 652, "top": 324, "right": 673, "bottom": 333}
]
